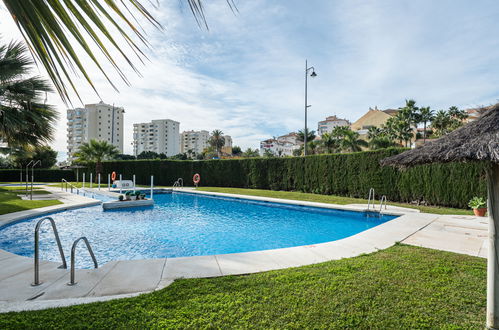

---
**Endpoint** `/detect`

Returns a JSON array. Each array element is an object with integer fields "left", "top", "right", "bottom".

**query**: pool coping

[{"left": 0, "top": 186, "right": 438, "bottom": 313}]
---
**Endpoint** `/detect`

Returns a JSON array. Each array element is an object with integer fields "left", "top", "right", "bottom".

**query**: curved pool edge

[{"left": 0, "top": 187, "right": 439, "bottom": 312}]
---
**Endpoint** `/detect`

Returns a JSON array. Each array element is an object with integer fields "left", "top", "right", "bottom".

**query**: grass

[
  {"left": 0, "top": 245, "right": 485, "bottom": 328},
  {"left": 196, "top": 187, "right": 474, "bottom": 215},
  {"left": 0, "top": 187, "right": 60, "bottom": 215}
]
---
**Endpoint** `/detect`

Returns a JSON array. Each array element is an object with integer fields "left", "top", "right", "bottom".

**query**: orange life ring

[
  {"left": 111, "top": 171, "right": 117, "bottom": 181},
  {"left": 193, "top": 173, "right": 201, "bottom": 184}
]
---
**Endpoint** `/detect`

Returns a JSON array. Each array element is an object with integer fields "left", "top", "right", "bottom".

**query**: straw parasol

[{"left": 382, "top": 105, "right": 499, "bottom": 328}]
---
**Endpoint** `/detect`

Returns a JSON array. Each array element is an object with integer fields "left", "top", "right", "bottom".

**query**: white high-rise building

[
  {"left": 67, "top": 101, "right": 124, "bottom": 161},
  {"left": 180, "top": 130, "right": 210, "bottom": 158},
  {"left": 133, "top": 119, "right": 180, "bottom": 157}
]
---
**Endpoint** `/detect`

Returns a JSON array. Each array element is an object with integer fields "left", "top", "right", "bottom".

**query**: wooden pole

[{"left": 487, "top": 163, "right": 499, "bottom": 329}]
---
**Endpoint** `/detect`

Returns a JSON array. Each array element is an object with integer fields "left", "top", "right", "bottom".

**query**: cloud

[{"left": 2, "top": 0, "right": 499, "bottom": 156}]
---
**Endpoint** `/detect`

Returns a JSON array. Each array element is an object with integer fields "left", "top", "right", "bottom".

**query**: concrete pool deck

[{"left": 0, "top": 187, "right": 487, "bottom": 312}]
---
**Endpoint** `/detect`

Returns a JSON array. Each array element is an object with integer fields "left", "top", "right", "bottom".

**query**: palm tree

[
  {"left": 0, "top": 40, "right": 58, "bottom": 147},
  {"left": 209, "top": 130, "right": 225, "bottom": 157},
  {"left": 73, "top": 139, "right": 119, "bottom": 179},
  {"left": 3, "top": 1, "right": 235, "bottom": 102},
  {"left": 320, "top": 133, "right": 341, "bottom": 153},
  {"left": 432, "top": 110, "right": 452, "bottom": 137},
  {"left": 297, "top": 129, "right": 316, "bottom": 143},
  {"left": 419, "top": 106, "right": 435, "bottom": 143},
  {"left": 336, "top": 128, "right": 368, "bottom": 152}
]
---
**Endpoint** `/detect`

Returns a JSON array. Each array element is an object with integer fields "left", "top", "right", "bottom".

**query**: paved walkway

[{"left": 0, "top": 187, "right": 488, "bottom": 313}]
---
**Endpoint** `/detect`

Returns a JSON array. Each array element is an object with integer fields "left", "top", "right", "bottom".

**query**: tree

[
  {"left": 263, "top": 149, "right": 274, "bottom": 158},
  {"left": 137, "top": 151, "right": 160, "bottom": 159},
  {"left": 297, "top": 129, "right": 316, "bottom": 143},
  {"left": 366, "top": 127, "right": 395, "bottom": 150},
  {"left": 209, "top": 130, "right": 225, "bottom": 157},
  {"left": 73, "top": 139, "right": 119, "bottom": 177},
  {"left": 232, "top": 146, "right": 242, "bottom": 156},
  {"left": 115, "top": 154, "right": 136, "bottom": 160},
  {"left": 418, "top": 106, "right": 435, "bottom": 143},
  {"left": 2, "top": 1, "right": 235, "bottom": 103},
  {"left": 170, "top": 153, "right": 187, "bottom": 160},
  {"left": 8, "top": 145, "right": 57, "bottom": 168},
  {"left": 0, "top": 40, "right": 58, "bottom": 147},
  {"left": 242, "top": 148, "right": 260, "bottom": 158},
  {"left": 332, "top": 126, "right": 368, "bottom": 152},
  {"left": 319, "top": 133, "right": 341, "bottom": 154}
]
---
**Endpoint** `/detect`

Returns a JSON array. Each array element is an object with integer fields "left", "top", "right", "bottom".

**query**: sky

[{"left": 1, "top": 0, "right": 499, "bottom": 157}]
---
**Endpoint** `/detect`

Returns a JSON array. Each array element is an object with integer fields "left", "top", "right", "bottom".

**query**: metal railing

[
  {"left": 379, "top": 195, "right": 387, "bottom": 212},
  {"left": 172, "top": 178, "right": 183, "bottom": 189},
  {"left": 68, "top": 237, "right": 98, "bottom": 286},
  {"left": 367, "top": 188, "right": 375, "bottom": 211},
  {"left": 32, "top": 217, "right": 67, "bottom": 286},
  {"left": 61, "top": 179, "right": 94, "bottom": 198}
]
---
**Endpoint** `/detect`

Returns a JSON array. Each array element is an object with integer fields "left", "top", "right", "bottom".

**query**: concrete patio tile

[
  {"left": 156, "top": 279, "right": 174, "bottom": 290},
  {"left": 87, "top": 259, "right": 165, "bottom": 297},
  {"left": 39, "top": 261, "right": 119, "bottom": 300},
  {"left": 0, "top": 249, "right": 19, "bottom": 262},
  {"left": 215, "top": 251, "right": 281, "bottom": 275},
  {"left": 403, "top": 230, "right": 483, "bottom": 257},
  {"left": 0, "top": 256, "right": 38, "bottom": 281},
  {"left": 263, "top": 246, "right": 328, "bottom": 269},
  {"left": 162, "top": 255, "right": 221, "bottom": 279},
  {"left": 0, "top": 262, "right": 67, "bottom": 301}
]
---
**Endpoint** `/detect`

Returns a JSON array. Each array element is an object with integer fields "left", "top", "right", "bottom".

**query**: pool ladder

[
  {"left": 32, "top": 217, "right": 98, "bottom": 287},
  {"left": 172, "top": 178, "right": 183, "bottom": 189},
  {"left": 367, "top": 188, "right": 388, "bottom": 213}
]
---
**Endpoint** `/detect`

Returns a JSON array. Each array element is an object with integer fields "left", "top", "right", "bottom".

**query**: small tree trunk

[
  {"left": 487, "top": 163, "right": 499, "bottom": 329},
  {"left": 95, "top": 161, "right": 103, "bottom": 183},
  {"left": 423, "top": 121, "right": 427, "bottom": 143}
]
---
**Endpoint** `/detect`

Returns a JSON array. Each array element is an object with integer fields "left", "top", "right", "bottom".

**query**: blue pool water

[{"left": 0, "top": 192, "right": 396, "bottom": 268}]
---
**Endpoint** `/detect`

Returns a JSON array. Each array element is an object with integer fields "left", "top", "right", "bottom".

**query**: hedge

[
  {"left": 88, "top": 148, "right": 487, "bottom": 209},
  {"left": 0, "top": 169, "right": 75, "bottom": 182}
]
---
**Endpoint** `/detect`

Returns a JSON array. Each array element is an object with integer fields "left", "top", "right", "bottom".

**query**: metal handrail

[
  {"left": 367, "top": 188, "right": 375, "bottom": 210},
  {"left": 379, "top": 195, "right": 387, "bottom": 211},
  {"left": 32, "top": 217, "right": 67, "bottom": 286},
  {"left": 177, "top": 178, "right": 183, "bottom": 188},
  {"left": 61, "top": 178, "right": 80, "bottom": 195},
  {"left": 68, "top": 237, "right": 98, "bottom": 286}
]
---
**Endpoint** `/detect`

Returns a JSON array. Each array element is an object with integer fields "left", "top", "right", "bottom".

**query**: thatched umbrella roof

[{"left": 381, "top": 105, "right": 499, "bottom": 168}]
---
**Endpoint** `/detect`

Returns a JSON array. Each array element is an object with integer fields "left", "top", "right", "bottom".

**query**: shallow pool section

[{"left": 0, "top": 192, "right": 396, "bottom": 268}]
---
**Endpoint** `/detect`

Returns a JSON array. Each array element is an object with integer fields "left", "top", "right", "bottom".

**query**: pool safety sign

[{"left": 113, "top": 180, "right": 134, "bottom": 189}]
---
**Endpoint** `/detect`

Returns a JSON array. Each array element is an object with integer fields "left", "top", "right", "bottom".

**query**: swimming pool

[{"left": 0, "top": 192, "right": 396, "bottom": 268}]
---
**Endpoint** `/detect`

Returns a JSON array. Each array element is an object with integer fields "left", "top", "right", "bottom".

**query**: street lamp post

[{"left": 304, "top": 59, "right": 317, "bottom": 156}]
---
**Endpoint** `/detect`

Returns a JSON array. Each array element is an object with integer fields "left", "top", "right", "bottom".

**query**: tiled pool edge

[{"left": 0, "top": 188, "right": 438, "bottom": 313}]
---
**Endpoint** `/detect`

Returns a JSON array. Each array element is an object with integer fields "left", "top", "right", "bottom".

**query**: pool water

[{"left": 0, "top": 192, "right": 396, "bottom": 268}]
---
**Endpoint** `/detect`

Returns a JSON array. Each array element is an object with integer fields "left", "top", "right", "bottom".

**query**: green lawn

[
  {"left": 0, "top": 187, "right": 61, "bottom": 215},
  {"left": 196, "top": 187, "right": 474, "bottom": 215},
  {"left": 0, "top": 245, "right": 485, "bottom": 328}
]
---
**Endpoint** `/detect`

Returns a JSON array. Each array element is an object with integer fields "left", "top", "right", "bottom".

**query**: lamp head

[{"left": 310, "top": 71, "right": 317, "bottom": 77}]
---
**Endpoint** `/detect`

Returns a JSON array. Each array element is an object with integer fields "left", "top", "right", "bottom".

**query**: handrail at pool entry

[
  {"left": 68, "top": 237, "right": 98, "bottom": 286},
  {"left": 379, "top": 195, "right": 387, "bottom": 212},
  {"left": 61, "top": 178, "right": 94, "bottom": 198},
  {"left": 367, "top": 188, "right": 375, "bottom": 211},
  {"left": 32, "top": 217, "right": 67, "bottom": 286}
]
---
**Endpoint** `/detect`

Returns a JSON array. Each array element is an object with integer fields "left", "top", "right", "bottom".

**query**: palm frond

[{"left": 3, "top": 0, "right": 237, "bottom": 104}]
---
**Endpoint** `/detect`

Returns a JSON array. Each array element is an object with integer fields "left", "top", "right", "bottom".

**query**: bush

[
  {"left": 0, "top": 169, "right": 75, "bottom": 182},
  {"left": 90, "top": 148, "right": 486, "bottom": 209}
]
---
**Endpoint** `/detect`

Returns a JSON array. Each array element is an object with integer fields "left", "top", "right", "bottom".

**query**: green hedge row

[
  {"left": 89, "top": 148, "right": 487, "bottom": 209},
  {"left": 0, "top": 169, "right": 75, "bottom": 182}
]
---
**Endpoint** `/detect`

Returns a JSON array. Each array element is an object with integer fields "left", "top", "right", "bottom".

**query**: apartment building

[
  {"left": 67, "top": 101, "right": 124, "bottom": 161},
  {"left": 221, "top": 135, "right": 233, "bottom": 154},
  {"left": 180, "top": 130, "right": 210, "bottom": 157},
  {"left": 133, "top": 119, "right": 180, "bottom": 157},
  {"left": 259, "top": 138, "right": 299, "bottom": 157},
  {"left": 317, "top": 115, "right": 350, "bottom": 135}
]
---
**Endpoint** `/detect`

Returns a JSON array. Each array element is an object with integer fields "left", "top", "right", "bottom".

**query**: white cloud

[{"left": 2, "top": 0, "right": 499, "bottom": 157}]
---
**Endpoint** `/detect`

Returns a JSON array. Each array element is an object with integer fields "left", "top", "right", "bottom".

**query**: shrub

[{"left": 88, "top": 148, "right": 486, "bottom": 209}]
